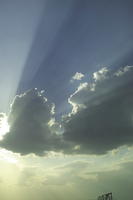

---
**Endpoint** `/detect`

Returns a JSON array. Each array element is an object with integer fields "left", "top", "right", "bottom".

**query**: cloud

[
  {"left": 63, "top": 66, "right": 133, "bottom": 154},
  {"left": 93, "top": 161, "right": 133, "bottom": 200},
  {"left": 42, "top": 158, "right": 133, "bottom": 200},
  {"left": 71, "top": 72, "right": 84, "bottom": 81},
  {"left": 0, "top": 113, "right": 9, "bottom": 140},
  {"left": 0, "top": 89, "right": 63, "bottom": 155},
  {"left": 93, "top": 67, "right": 109, "bottom": 82},
  {"left": 1, "top": 66, "right": 133, "bottom": 156}
]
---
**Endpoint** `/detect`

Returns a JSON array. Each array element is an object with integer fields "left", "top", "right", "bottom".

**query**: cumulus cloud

[
  {"left": 93, "top": 67, "right": 109, "bottom": 82},
  {"left": 63, "top": 66, "right": 133, "bottom": 154},
  {"left": 114, "top": 65, "right": 133, "bottom": 77},
  {"left": 0, "top": 113, "right": 9, "bottom": 140},
  {"left": 1, "top": 66, "right": 133, "bottom": 156},
  {"left": 71, "top": 72, "right": 84, "bottom": 81},
  {"left": 0, "top": 89, "right": 64, "bottom": 155}
]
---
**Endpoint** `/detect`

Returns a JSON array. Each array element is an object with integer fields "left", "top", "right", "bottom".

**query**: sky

[{"left": 0, "top": 0, "right": 133, "bottom": 200}]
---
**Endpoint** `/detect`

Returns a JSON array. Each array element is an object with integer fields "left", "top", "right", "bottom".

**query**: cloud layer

[
  {"left": 63, "top": 66, "right": 133, "bottom": 154},
  {"left": 1, "top": 66, "right": 133, "bottom": 155},
  {"left": 0, "top": 89, "right": 62, "bottom": 155}
]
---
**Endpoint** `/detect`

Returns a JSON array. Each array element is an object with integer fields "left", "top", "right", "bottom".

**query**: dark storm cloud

[
  {"left": 63, "top": 66, "right": 133, "bottom": 154},
  {"left": 0, "top": 89, "right": 63, "bottom": 155}
]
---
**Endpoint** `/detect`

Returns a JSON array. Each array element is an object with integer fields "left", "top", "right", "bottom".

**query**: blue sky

[
  {"left": 0, "top": 0, "right": 133, "bottom": 114},
  {"left": 16, "top": 0, "right": 133, "bottom": 115}
]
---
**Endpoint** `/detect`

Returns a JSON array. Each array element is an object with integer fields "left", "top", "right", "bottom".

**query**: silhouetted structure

[{"left": 97, "top": 192, "right": 112, "bottom": 200}]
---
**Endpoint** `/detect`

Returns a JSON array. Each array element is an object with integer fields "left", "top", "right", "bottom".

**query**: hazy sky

[{"left": 0, "top": 0, "right": 133, "bottom": 200}]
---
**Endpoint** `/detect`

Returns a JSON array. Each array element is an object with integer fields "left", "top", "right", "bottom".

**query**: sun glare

[
  {"left": 0, "top": 114, "right": 10, "bottom": 140},
  {"left": 0, "top": 149, "right": 18, "bottom": 164}
]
